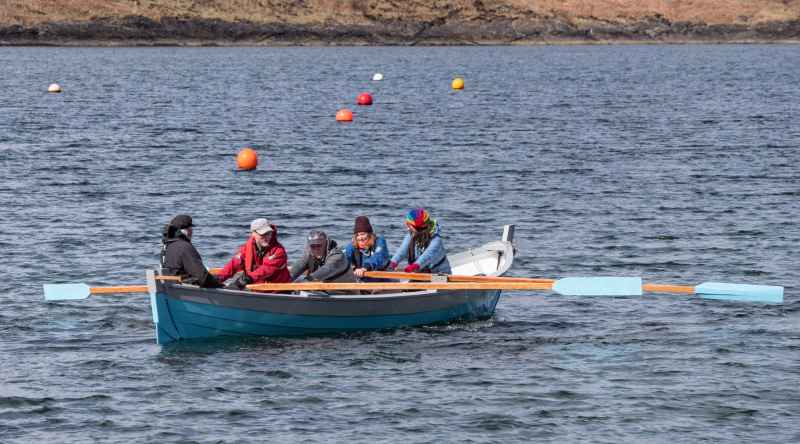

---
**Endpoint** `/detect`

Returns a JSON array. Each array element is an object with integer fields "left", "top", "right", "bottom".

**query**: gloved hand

[
  {"left": 388, "top": 260, "right": 398, "bottom": 271},
  {"left": 404, "top": 263, "right": 420, "bottom": 273},
  {"left": 233, "top": 272, "right": 253, "bottom": 289}
]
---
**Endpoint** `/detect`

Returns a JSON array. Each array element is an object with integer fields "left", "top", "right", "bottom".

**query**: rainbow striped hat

[{"left": 405, "top": 208, "right": 430, "bottom": 229}]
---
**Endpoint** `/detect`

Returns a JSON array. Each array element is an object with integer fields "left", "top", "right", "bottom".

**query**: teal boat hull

[{"left": 150, "top": 279, "right": 501, "bottom": 345}]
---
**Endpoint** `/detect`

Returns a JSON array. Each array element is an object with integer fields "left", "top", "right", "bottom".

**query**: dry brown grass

[{"left": 1, "top": 0, "right": 798, "bottom": 26}]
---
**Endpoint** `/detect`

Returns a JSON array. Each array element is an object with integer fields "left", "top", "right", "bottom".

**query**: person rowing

[
  {"left": 389, "top": 208, "right": 451, "bottom": 274},
  {"left": 289, "top": 230, "right": 351, "bottom": 282},
  {"left": 160, "top": 214, "right": 222, "bottom": 288},
  {"left": 344, "top": 215, "right": 391, "bottom": 281},
  {"left": 216, "top": 218, "right": 291, "bottom": 289}
]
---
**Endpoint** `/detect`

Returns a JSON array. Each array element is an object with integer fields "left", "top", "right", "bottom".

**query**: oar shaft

[
  {"left": 363, "top": 270, "right": 554, "bottom": 284},
  {"left": 91, "top": 285, "right": 149, "bottom": 294},
  {"left": 89, "top": 276, "right": 180, "bottom": 295},
  {"left": 642, "top": 283, "right": 695, "bottom": 294},
  {"left": 247, "top": 281, "right": 554, "bottom": 292}
]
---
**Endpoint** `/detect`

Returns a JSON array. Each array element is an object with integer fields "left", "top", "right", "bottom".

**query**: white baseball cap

[{"left": 250, "top": 218, "right": 274, "bottom": 235}]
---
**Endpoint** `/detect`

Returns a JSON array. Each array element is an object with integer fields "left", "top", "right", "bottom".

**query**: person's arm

[
  {"left": 362, "top": 237, "right": 390, "bottom": 271},
  {"left": 216, "top": 245, "right": 245, "bottom": 282},
  {"left": 289, "top": 250, "right": 310, "bottom": 281},
  {"left": 249, "top": 246, "right": 288, "bottom": 282},
  {"left": 413, "top": 236, "right": 446, "bottom": 271},
  {"left": 309, "top": 249, "right": 350, "bottom": 282},
  {"left": 183, "top": 245, "right": 221, "bottom": 288},
  {"left": 389, "top": 233, "right": 411, "bottom": 268}
]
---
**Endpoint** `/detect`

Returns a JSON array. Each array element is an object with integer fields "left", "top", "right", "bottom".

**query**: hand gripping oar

[
  {"left": 643, "top": 282, "right": 783, "bottom": 303},
  {"left": 246, "top": 277, "right": 644, "bottom": 295},
  {"left": 43, "top": 276, "right": 181, "bottom": 301}
]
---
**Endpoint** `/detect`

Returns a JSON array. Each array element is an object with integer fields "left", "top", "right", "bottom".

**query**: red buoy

[{"left": 356, "top": 93, "right": 373, "bottom": 106}]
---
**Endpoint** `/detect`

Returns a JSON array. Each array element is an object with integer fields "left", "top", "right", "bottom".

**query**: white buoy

[
  {"left": 372, "top": 73, "right": 384, "bottom": 81},
  {"left": 48, "top": 83, "right": 62, "bottom": 93}
]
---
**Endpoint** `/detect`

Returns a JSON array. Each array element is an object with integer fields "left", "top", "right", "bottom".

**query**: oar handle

[{"left": 642, "top": 283, "right": 695, "bottom": 294}]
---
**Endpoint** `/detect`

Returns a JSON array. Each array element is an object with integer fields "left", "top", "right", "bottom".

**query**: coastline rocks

[{"left": 1, "top": 14, "right": 799, "bottom": 45}]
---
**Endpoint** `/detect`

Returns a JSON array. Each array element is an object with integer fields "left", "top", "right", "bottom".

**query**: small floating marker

[
  {"left": 48, "top": 83, "right": 62, "bottom": 93},
  {"left": 336, "top": 108, "right": 353, "bottom": 122},
  {"left": 372, "top": 73, "right": 384, "bottom": 81},
  {"left": 236, "top": 147, "right": 258, "bottom": 171},
  {"left": 356, "top": 92, "right": 373, "bottom": 106},
  {"left": 451, "top": 77, "right": 464, "bottom": 90}
]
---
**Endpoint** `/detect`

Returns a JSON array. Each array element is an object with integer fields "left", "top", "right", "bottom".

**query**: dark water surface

[{"left": 1, "top": 46, "right": 798, "bottom": 443}]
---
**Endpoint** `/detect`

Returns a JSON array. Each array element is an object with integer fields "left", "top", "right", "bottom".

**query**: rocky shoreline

[{"left": 2, "top": 15, "right": 800, "bottom": 46}]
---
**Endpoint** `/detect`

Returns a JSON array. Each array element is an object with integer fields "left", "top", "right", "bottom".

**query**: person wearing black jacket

[{"left": 160, "top": 215, "right": 222, "bottom": 288}]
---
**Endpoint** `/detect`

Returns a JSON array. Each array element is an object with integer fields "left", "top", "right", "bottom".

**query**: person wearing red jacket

[{"left": 216, "top": 218, "right": 291, "bottom": 289}]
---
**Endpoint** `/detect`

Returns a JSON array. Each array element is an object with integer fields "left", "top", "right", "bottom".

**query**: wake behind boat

[{"left": 147, "top": 226, "right": 517, "bottom": 345}]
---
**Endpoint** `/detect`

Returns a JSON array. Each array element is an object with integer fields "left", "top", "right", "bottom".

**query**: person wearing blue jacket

[
  {"left": 389, "top": 208, "right": 451, "bottom": 274},
  {"left": 345, "top": 216, "right": 390, "bottom": 280}
]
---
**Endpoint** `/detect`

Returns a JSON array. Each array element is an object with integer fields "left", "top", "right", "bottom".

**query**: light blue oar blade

[
  {"left": 695, "top": 282, "right": 784, "bottom": 304},
  {"left": 43, "top": 283, "right": 91, "bottom": 301},
  {"left": 552, "top": 277, "right": 643, "bottom": 296}
]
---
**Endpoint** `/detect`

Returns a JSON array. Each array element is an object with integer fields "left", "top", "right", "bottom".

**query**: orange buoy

[
  {"left": 357, "top": 92, "right": 373, "bottom": 106},
  {"left": 452, "top": 77, "right": 464, "bottom": 90},
  {"left": 336, "top": 108, "right": 353, "bottom": 122},
  {"left": 236, "top": 147, "right": 258, "bottom": 171}
]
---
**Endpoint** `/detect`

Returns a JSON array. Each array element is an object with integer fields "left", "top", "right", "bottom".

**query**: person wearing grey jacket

[{"left": 289, "top": 230, "right": 352, "bottom": 282}]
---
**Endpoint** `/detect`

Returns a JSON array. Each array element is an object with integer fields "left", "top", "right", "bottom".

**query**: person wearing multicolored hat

[
  {"left": 344, "top": 215, "right": 391, "bottom": 280},
  {"left": 388, "top": 208, "right": 451, "bottom": 274}
]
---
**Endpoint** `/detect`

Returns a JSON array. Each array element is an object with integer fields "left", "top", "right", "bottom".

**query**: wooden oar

[
  {"left": 366, "top": 271, "right": 783, "bottom": 303},
  {"left": 43, "top": 276, "right": 181, "bottom": 301},
  {"left": 362, "top": 270, "right": 555, "bottom": 284},
  {"left": 643, "top": 282, "right": 783, "bottom": 303},
  {"left": 247, "top": 277, "right": 783, "bottom": 303},
  {"left": 247, "top": 277, "right": 644, "bottom": 295}
]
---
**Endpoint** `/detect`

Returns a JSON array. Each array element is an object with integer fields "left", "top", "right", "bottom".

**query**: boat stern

[{"left": 146, "top": 270, "right": 181, "bottom": 345}]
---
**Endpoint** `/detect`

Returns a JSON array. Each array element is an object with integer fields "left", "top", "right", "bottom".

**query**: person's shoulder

[{"left": 171, "top": 237, "right": 192, "bottom": 248}]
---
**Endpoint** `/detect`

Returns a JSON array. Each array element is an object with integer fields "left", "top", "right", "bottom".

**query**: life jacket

[
  {"left": 352, "top": 246, "right": 364, "bottom": 269},
  {"left": 408, "top": 232, "right": 438, "bottom": 265},
  {"left": 306, "top": 258, "right": 321, "bottom": 276},
  {"left": 407, "top": 231, "right": 445, "bottom": 272},
  {"left": 306, "top": 239, "right": 336, "bottom": 275},
  {"left": 160, "top": 226, "right": 188, "bottom": 271},
  {"left": 243, "top": 237, "right": 266, "bottom": 279},
  {"left": 305, "top": 240, "right": 347, "bottom": 280},
  {"left": 160, "top": 222, "right": 178, "bottom": 269}
]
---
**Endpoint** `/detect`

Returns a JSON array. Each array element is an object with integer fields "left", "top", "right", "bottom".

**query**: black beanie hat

[{"left": 353, "top": 215, "right": 373, "bottom": 234}]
